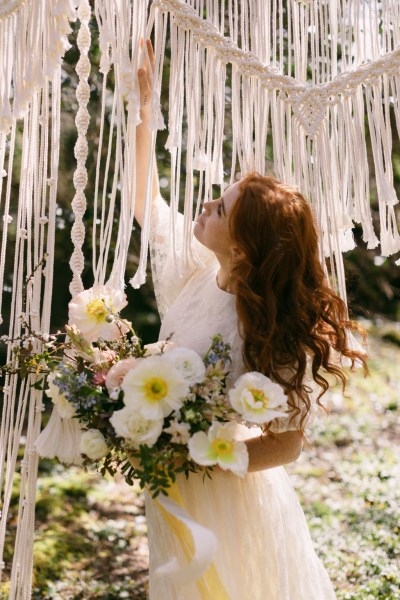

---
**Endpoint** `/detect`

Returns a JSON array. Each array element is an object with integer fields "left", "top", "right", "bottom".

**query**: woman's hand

[
  {"left": 134, "top": 37, "right": 160, "bottom": 227},
  {"left": 138, "top": 38, "right": 155, "bottom": 126}
]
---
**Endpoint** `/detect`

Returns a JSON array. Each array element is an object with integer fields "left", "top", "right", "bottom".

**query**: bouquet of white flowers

[{"left": 4, "top": 285, "right": 289, "bottom": 498}]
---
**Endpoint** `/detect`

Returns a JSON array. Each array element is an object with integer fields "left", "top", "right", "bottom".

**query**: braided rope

[{"left": 69, "top": 0, "right": 91, "bottom": 296}]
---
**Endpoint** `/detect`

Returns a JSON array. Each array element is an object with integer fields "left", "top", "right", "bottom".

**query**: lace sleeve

[{"left": 149, "top": 193, "right": 217, "bottom": 320}]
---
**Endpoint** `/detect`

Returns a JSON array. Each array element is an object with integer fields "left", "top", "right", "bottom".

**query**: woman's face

[{"left": 193, "top": 180, "right": 242, "bottom": 256}]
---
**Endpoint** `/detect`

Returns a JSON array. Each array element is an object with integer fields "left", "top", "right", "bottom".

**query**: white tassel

[
  {"left": 340, "top": 229, "right": 356, "bottom": 253},
  {"left": 129, "top": 265, "right": 147, "bottom": 289},
  {"left": 149, "top": 89, "right": 166, "bottom": 131},
  {"left": 193, "top": 150, "right": 210, "bottom": 171},
  {"left": 35, "top": 407, "right": 84, "bottom": 466}
]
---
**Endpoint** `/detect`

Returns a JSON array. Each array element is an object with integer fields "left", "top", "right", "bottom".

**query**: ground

[{"left": 1, "top": 324, "right": 399, "bottom": 599}]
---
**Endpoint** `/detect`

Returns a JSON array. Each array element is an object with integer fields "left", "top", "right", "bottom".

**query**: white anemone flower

[
  {"left": 110, "top": 407, "right": 163, "bottom": 448},
  {"left": 68, "top": 285, "right": 131, "bottom": 343},
  {"left": 188, "top": 422, "right": 249, "bottom": 477},
  {"left": 46, "top": 372, "right": 76, "bottom": 419},
  {"left": 121, "top": 355, "right": 190, "bottom": 419},
  {"left": 228, "top": 372, "right": 288, "bottom": 425},
  {"left": 165, "top": 347, "right": 206, "bottom": 386}
]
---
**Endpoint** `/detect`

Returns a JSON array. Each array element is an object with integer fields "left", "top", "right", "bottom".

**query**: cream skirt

[{"left": 145, "top": 463, "right": 337, "bottom": 600}]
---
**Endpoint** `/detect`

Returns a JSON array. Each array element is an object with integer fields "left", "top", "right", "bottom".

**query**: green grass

[
  {"left": 1, "top": 326, "right": 399, "bottom": 599},
  {"left": 287, "top": 328, "right": 400, "bottom": 600}
]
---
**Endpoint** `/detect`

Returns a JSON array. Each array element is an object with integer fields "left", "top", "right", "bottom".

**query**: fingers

[
  {"left": 139, "top": 37, "right": 155, "bottom": 72},
  {"left": 146, "top": 38, "right": 155, "bottom": 71}
]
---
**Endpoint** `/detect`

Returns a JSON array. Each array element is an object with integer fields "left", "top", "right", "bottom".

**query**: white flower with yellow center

[
  {"left": 228, "top": 372, "right": 288, "bottom": 425},
  {"left": 110, "top": 406, "right": 163, "bottom": 448},
  {"left": 165, "top": 347, "right": 206, "bottom": 386},
  {"left": 121, "top": 355, "right": 190, "bottom": 419},
  {"left": 188, "top": 422, "right": 249, "bottom": 477},
  {"left": 46, "top": 372, "right": 76, "bottom": 419},
  {"left": 68, "top": 285, "right": 131, "bottom": 343}
]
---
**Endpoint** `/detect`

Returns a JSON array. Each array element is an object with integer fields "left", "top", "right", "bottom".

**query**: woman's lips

[{"left": 197, "top": 214, "right": 205, "bottom": 226}]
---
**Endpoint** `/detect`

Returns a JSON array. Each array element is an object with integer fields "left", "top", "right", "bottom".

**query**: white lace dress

[{"left": 144, "top": 195, "right": 337, "bottom": 600}]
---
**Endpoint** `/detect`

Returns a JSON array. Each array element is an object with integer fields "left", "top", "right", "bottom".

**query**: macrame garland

[
  {"left": 91, "top": 0, "right": 400, "bottom": 300},
  {"left": 140, "top": 0, "right": 400, "bottom": 307}
]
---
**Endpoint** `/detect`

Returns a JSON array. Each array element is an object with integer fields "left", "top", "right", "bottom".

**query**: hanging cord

[{"left": 69, "top": 0, "right": 91, "bottom": 297}]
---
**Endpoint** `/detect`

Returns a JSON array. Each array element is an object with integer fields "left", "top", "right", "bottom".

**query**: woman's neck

[{"left": 215, "top": 253, "right": 234, "bottom": 293}]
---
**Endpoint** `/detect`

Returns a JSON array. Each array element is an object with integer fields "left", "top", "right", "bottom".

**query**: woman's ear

[
  {"left": 230, "top": 246, "right": 244, "bottom": 262},
  {"left": 231, "top": 245, "right": 241, "bottom": 257}
]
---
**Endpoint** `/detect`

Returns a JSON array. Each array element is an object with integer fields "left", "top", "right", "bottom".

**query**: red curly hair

[{"left": 228, "top": 172, "right": 367, "bottom": 434}]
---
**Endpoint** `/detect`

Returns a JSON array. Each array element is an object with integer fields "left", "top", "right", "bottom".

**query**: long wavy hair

[{"left": 229, "top": 172, "right": 367, "bottom": 435}]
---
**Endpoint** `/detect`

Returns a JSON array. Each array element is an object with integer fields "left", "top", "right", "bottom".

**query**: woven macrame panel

[
  {"left": 1, "top": 1, "right": 399, "bottom": 597},
  {"left": 135, "top": 0, "right": 400, "bottom": 300},
  {"left": 0, "top": 1, "right": 76, "bottom": 597}
]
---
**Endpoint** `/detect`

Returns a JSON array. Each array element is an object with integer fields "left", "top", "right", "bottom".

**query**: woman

[{"left": 135, "top": 40, "right": 366, "bottom": 599}]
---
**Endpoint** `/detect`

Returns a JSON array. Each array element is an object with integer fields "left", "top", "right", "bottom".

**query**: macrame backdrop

[{"left": 1, "top": 0, "right": 399, "bottom": 596}]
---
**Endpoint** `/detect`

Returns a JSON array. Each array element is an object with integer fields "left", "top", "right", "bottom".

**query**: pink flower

[
  {"left": 92, "top": 348, "right": 117, "bottom": 365},
  {"left": 105, "top": 357, "right": 138, "bottom": 393},
  {"left": 92, "top": 369, "right": 109, "bottom": 386}
]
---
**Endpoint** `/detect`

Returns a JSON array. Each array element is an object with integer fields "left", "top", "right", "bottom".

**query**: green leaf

[{"left": 31, "top": 378, "right": 45, "bottom": 390}]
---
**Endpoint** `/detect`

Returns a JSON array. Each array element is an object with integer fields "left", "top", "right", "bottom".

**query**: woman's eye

[{"left": 217, "top": 204, "right": 222, "bottom": 216}]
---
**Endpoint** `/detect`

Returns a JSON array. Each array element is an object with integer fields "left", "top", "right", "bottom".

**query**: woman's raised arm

[{"left": 134, "top": 38, "right": 160, "bottom": 228}]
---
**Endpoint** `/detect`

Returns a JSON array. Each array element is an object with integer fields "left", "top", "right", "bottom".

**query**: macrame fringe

[
  {"left": 35, "top": 408, "right": 84, "bottom": 466},
  {"left": 142, "top": 0, "right": 400, "bottom": 309},
  {"left": 0, "top": 3, "right": 76, "bottom": 595}
]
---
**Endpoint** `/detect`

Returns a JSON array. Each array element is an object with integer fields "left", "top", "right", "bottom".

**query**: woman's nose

[{"left": 203, "top": 201, "right": 212, "bottom": 214}]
